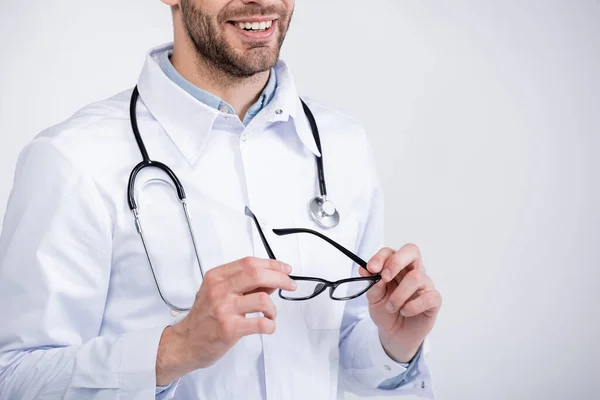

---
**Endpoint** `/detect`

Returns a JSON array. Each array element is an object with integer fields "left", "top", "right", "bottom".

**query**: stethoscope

[{"left": 128, "top": 86, "right": 339, "bottom": 311}]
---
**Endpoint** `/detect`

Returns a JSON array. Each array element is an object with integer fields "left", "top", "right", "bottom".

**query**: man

[{"left": 0, "top": 0, "right": 441, "bottom": 399}]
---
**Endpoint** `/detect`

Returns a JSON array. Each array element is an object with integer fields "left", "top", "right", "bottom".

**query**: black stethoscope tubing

[{"left": 127, "top": 86, "right": 330, "bottom": 216}]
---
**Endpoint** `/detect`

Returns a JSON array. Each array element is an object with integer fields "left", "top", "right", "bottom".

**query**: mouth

[{"left": 227, "top": 17, "right": 278, "bottom": 40}]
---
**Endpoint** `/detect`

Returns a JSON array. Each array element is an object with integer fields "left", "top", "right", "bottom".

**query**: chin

[{"left": 234, "top": 49, "right": 279, "bottom": 74}]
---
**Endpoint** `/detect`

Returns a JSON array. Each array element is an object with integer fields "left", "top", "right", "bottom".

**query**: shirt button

[
  {"left": 421, "top": 381, "right": 425, "bottom": 389},
  {"left": 275, "top": 109, "right": 283, "bottom": 115},
  {"left": 241, "top": 134, "right": 247, "bottom": 142},
  {"left": 219, "top": 105, "right": 230, "bottom": 113}
]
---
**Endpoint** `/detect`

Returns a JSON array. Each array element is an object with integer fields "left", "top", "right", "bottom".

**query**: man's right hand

[{"left": 155, "top": 257, "right": 295, "bottom": 386}]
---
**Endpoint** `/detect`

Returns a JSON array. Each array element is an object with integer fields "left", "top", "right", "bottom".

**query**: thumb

[
  {"left": 365, "top": 279, "right": 388, "bottom": 305},
  {"left": 359, "top": 267, "right": 387, "bottom": 305}
]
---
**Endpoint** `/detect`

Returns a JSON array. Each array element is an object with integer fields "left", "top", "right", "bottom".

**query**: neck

[{"left": 170, "top": 23, "right": 270, "bottom": 120}]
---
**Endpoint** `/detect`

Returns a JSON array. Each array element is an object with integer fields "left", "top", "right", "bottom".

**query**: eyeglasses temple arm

[
  {"left": 272, "top": 228, "right": 370, "bottom": 271},
  {"left": 245, "top": 207, "right": 277, "bottom": 260}
]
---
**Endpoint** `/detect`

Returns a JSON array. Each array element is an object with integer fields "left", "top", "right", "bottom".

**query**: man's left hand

[{"left": 358, "top": 244, "right": 442, "bottom": 363}]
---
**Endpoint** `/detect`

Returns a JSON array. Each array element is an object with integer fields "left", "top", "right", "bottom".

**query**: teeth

[{"left": 236, "top": 20, "right": 274, "bottom": 31}]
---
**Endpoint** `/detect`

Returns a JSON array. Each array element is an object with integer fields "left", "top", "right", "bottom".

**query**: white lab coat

[{"left": 0, "top": 43, "right": 434, "bottom": 399}]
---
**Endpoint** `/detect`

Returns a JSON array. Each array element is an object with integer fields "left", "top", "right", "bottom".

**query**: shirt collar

[
  {"left": 136, "top": 43, "right": 320, "bottom": 166},
  {"left": 157, "top": 48, "right": 278, "bottom": 126},
  {"left": 264, "top": 59, "right": 321, "bottom": 157},
  {"left": 245, "top": 68, "right": 277, "bottom": 124},
  {"left": 157, "top": 49, "right": 224, "bottom": 111}
]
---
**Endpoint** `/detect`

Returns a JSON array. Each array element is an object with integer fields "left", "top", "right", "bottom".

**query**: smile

[
  {"left": 235, "top": 20, "right": 274, "bottom": 32},
  {"left": 227, "top": 17, "right": 278, "bottom": 38}
]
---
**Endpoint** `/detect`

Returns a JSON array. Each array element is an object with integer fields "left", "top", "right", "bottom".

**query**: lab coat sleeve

[
  {"left": 337, "top": 141, "right": 436, "bottom": 398},
  {"left": 0, "top": 139, "right": 174, "bottom": 399}
]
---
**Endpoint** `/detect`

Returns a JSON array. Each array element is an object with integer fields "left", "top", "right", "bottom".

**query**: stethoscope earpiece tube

[
  {"left": 300, "top": 99, "right": 327, "bottom": 197},
  {"left": 130, "top": 87, "right": 150, "bottom": 163}
]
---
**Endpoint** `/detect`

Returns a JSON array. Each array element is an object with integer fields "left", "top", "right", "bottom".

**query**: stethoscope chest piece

[{"left": 309, "top": 196, "right": 340, "bottom": 229}]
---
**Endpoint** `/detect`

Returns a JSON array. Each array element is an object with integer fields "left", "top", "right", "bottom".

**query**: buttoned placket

[{"left": 236, "top": 105, "right": 292, "bottom": 400}]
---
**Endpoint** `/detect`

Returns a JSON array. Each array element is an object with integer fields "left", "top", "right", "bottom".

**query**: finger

[
  {"left": 233, "top": 315, "right": 276, "bottom": 337},
  {"left": 230, "top": 267, "right": 296, "bottom": 294},
  {"left": 366, "top": 247, "right": 396, "bottom": 274},
  {"left": 385, "top": 269, "right": 432, "bottom": 314},
  {"left": 381, "top": 243, "right": 424, "bottom": 283},
  {"left": 246, "top": 287, "right": 277, "bottom": 296},
  {"left": 235, "top": 292, "right": 277, "bottom": 320},
  {"left": 365, "top": 278, "right": 394, "bottom": 305},
  {"left": 206, "top": 257, "right": 292, "bottom": 283},
  {"left": 400, "top": 289, "right": 442, "bottom": 318}
]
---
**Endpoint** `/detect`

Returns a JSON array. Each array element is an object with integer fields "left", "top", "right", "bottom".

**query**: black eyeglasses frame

[{"left": 245, "top": 207, "right": 381, "bottom": 302}]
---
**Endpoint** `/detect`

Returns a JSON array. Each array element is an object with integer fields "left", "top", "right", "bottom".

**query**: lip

[{"left": 227, "top": 19, "right": 278, "bottom": 40}]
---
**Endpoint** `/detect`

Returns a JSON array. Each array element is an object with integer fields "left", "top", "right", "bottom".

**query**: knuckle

[
  {"left": 258, "top": 292, "right": 271, "bottom": 309},
  {"left": 386, "top": 257, "right": 400, "bottom": 273},
  {"left": 241, "top": 256, "right": 255, "bottom": 267},
  {"left": 206, "top": 285, "right": 222, "bottom": 302},
  {"left": 220, "top": 319, "right": 237, "bottom": 341},
  {"left": 213, "top": 303, "right": 230, "bottom": 320},
  {"left": 431, "top": 289, "right": 442, "bottom": 304},
  {"left": 203, "top": 268, "right": 217, "bottom": 283},
  {"left": 379, "top": 247, "right": 394, "bottom": 259},
  {"left": 244, "top": 264, "right": 261, "bottom": 280},
  {"left": 269, "top": 259, "right": 281, "bottom": 271},
  {"left": 381, "top": 247, "right": 394, "bottom": 254},
  {"left": 404, "top": 243, "right": 421, "bottom": 257},
  {"left": 253, "top": 267, "right": 264, "bottom": 282},
  {"left": 371, "top": 248, "right": 392, "bottom": 265}
]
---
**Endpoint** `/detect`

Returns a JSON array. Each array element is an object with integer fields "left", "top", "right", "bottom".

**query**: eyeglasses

[{"left": 245, "top": 207, "right": 381, "bottom": 301}]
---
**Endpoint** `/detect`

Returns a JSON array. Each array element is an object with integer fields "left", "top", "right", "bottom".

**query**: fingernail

[
  {"left": 386, "top": 302, "right": 396, "bottom": 313},
  {"left": 290, "top": 280, "right": 297, "bottom": 290},
  {"left": 282, "top": 264, "right": 292, "bottom": 273},
  {"left": 400, "top": 309, "right": 408, "bottom": 317}
]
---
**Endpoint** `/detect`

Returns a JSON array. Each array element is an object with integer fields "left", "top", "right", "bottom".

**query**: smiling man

[{"left": 0, "top": 0, "right": 441, "bottom": 399}]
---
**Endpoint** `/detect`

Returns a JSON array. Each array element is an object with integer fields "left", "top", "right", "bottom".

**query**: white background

[{"left": 1, "top": 1, "right": 599, "bottom": 399}]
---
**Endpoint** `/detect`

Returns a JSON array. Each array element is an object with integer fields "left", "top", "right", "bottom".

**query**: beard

[{"left": 180, "top": 0, "right": 292, "bottom": 78}]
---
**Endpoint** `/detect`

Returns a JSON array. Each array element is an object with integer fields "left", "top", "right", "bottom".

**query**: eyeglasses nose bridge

[{"left": 327, "top": 282, "right": 340, "bottom": 299}]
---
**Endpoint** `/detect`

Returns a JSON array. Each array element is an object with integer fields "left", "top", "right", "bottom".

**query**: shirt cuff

[
  {"left": 366, "top": 323, "right": 410, "bottom": 380},
  {"left": 156, "top": 382, "right": 179, "bottom": 399},
  {"left": 118, "top": 326, "right": 179, "bottom": 399},
  {"left": 156, "top": 384, "right": 171, "bottom": 395},
  {"left": 378, "top": 347, "right": 423, "bottom": 390}
]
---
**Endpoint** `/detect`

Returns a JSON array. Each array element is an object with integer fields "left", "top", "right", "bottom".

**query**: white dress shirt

[{"left": 0, "top": 43, "right": 434, "bottom": 399}]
